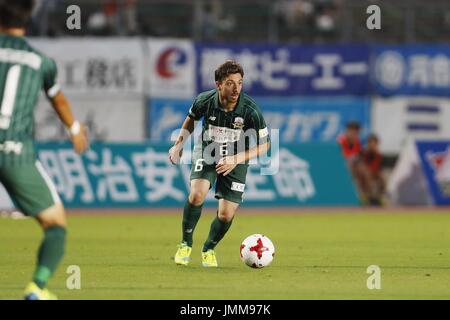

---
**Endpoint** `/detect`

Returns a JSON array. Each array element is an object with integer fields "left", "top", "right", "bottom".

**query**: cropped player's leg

[
  {"left": 201, "top": 200, "right": 239, "bottom": 267},
  {"left": 32, "top": 203, "right": 67, "bottom": 293},
  {"left": 201, "top": 165, "right": 247, "bottom": 267},
  {"left": 175, "top": 178, "right": 211, "bottom": 265},
  {"left": 0, "top": 162, "right": 66, "bottom": 299},
  {"left": 183, "top": 179, "right": 210, "bottom": 246},
  {"left": 202, "top": 199, "right": 239, "bottom": 253}
]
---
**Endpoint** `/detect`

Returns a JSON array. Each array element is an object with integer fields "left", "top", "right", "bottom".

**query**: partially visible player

[
  {"left": 337, "top": 121, "right": 371, "bottom": 204},
  {"left": 361, "top": 134, "right": 385, "bottom": 205},
  {"left": 168, "top": 60, "right": 270, "bottom": 267},
  {"left": 0, "top": 0, "right": 89, "bottom": 299},
  {"left": 337, "top": 121, "right": 362, "bottom": 162}
]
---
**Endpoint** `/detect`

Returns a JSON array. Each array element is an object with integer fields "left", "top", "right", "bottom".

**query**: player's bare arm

[
  {"left": 169, "top": 115, "right": 195, "bottom": 164},
  {"left": 216, "top": 141, "right": 270, "bottom": 176},
  {"left": 50, "top": 92, "right": 89, "bottom": 154}
]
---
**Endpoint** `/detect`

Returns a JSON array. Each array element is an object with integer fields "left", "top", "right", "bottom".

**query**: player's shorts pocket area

[
  {"left": 0, "top": 161, "right": 61, "bottom": 217},
  {"left": 215, "top": 164, "right": 248, "bottom": 204}
]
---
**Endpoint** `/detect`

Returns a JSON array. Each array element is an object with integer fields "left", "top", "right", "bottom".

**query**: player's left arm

[
  {"left": 42, "top": 57, "right": 89, "bottom": 154},
  {"left": 216, "top": 108, "right": 270, "bottom": 176}
]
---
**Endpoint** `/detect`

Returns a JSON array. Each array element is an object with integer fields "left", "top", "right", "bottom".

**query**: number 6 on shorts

[{"left": 194, "top": 158, "right": 204, "bottom": 172}]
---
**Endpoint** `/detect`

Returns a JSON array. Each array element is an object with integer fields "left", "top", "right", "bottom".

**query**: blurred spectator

[
  {"left": 87, "top": 0, "right": 118, "bottom": 35},
  {"left": 103, "top": 0, "right": 119, "bottom": 35},
  {"left": 313, "top": 0, "right": 343, "bottom": 41},
  {"left": 275, "top": 0, "right": 315, "bottom": 41},
  {"left": 337, "top": 121, "right": 372, "bottom": 205},
  {"left": 275, "top": 0, "right": 344, "bottom": 42},
  {"left": 29, "top": 0, "right": 65, "bottom": 36},
  {"left": 337, "top": 121, "right": 362, "bottom": 161},
  {"left": 123, "top": 0, "right": 138, "bottom": 35},
  {"left": 200, "top": 0, "right": 235, "bottom": 41},
  {"left": 361, "top": 134, "right": 385, "bottom": 206},
  {"left": 277, "top": 0, "right": 314, "bottom": 28},
  {"left": 88, "top": 0, "right": 138, "bottom": 36}
]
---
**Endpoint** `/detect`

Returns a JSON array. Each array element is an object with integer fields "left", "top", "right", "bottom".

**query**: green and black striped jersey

[
  {"left": 0, "top": 33, "right": 60, "bottom": 165},
  {"left": 188, "top": 89, "right": 269, "bottom": 164}
]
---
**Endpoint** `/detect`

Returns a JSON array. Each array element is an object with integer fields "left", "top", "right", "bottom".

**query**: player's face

[
  {"left": 217, "top": 73, "right": 243, "bottom": 104},
  {"left": 368, "top": 139, "right": 378, "bottom": 151},
  {"left": 346, "top": 128, "right": 359, "bottom": 142}
]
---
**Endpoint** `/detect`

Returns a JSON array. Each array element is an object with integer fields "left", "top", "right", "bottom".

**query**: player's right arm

[
  {"left": 168, "top": 116, "right": 195, "bottom": 164},
  {"left": 42, "top": 57, "right": 89, "bottom": 154},
  {"left": 168, "top": 97, "right": 204, "bottom": 164}
]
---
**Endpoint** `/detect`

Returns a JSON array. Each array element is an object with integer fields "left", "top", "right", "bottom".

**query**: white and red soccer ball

[{"left": 240, "top": 234, "right": 275, "bottom": 268}]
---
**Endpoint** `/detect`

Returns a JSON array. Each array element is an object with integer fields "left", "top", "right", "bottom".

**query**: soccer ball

[{"left": 240, "top": 234, "right": 275, "bottom": 268}]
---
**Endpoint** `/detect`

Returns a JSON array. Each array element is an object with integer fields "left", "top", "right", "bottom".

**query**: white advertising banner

[
  {"left": 147, "top": 38, "right": 196, "bottom": 98},
  {"left": 29, "top": 38, "right": 145, "bottom": 96},
  {"left": 34, "top": 95, "right": 145, "bottom": 141},
  {"left": 372, "top": 97, "right": 450, "bottom": 154},
  {"left": 387, "top": 139, "right": 432, "bottom": 205}
]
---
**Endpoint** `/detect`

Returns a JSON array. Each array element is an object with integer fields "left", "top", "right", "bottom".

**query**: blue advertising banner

[
  {"left": 148, "top": 98, "right": 190, "bottom": 141},
  {"left": 255, "top": 97, "right": 370, "bottom": 143},
  {"left": 372, "top": 45, "right": 450, "bottom": 96},
  {"left": 34, "top": 142, "right": 359, "bottom": 208},
  {"left": 196, "top": 44, "right": 370, "bottom": 96},
  {"left": 148, "top": 97, "right": 370, "bottom": 143},
  {"left": 416, "top": 141, "right": 450, "bottom": 205}
]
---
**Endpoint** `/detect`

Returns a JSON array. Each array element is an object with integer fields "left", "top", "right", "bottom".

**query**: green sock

[
  {"left": 182, "top": 201, "right": 203, "bottom": 247},
  {"left": 202, "top": 214, "right": 233, "bottom": 252},
  {"left": 33, "top": 226, "right": 66, "bottom": 289}
]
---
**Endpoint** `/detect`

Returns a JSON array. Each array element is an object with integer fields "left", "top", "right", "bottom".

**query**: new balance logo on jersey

[{"left": 209, "top": 116, "right": 216, "bottom": 121}]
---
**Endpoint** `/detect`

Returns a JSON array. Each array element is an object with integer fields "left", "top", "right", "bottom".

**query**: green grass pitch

[{"left": 1, "top": 209, "right": 450, "bottom": 300}]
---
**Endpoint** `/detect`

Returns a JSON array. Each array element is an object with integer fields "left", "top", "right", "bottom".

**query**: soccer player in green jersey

[
  {"left": 169, "top": 60, "right": 270, "bottom": 267},
  {"left": 0, "top": 0, "right": 89, "bottom": 299}
]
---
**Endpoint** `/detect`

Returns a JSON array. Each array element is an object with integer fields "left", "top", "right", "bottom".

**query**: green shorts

[
  {"left": 190, "top": 158, "right": 248, "bottom": 204},
  {"left": 0, "top": 161, "right": 61, "bottom": 217}
]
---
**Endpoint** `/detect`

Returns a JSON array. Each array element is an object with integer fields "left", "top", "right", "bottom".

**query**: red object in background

[
  {"left": 103, "top": 0, "right": 118, "bottom": 16},
  {"left": 337, "top": 134, "right": 361, "bottom": 160}
]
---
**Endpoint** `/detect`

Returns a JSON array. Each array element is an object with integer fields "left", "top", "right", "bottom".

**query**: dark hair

[
  {"left": 214, "top": 60, "right": 244, "bottom": 82},
  {"left": 367, "top": 133, "right": 379, "bottom": 143},
  {"left": 0, "top": 0, "right": 35, "bottom": 29},
  {"left": 346, "top": 121, "right": 361, "bottom": 131}
]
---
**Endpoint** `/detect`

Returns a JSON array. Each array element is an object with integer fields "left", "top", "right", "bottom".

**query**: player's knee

[
  {"left": 217, "top": 211, "right": 234, "bottom": 222},
  {"left": 37, "top": 203, "right": 67, "bottom": 229},
  {"left": 189, "top": 191, "right": 207, "bottom": 206}
]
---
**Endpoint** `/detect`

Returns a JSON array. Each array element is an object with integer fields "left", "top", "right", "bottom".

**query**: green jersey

[
  {"left": 0, "top": 34, "right": 59, "bottom": 166},
  {"left": 188, "top": 89, "right": 269, "bottom": 165}
]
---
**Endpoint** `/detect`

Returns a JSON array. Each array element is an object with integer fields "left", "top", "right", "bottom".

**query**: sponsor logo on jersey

[
  {"left": 232, "top": 117, "right": 244, "bottom": 129},
  {"left": 207, "top": 124, "right": 241, "bottom": 143},
  {"left": 208, "top": 116, "right": 216, "bottom": 121}
]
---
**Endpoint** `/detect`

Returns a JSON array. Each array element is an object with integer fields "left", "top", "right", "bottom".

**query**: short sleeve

[
  {"left": 41, "top": 57, "right": 60, "bottom": 99},
  {"left": 187, "top": 97, "right": 204, "bottom": 121}
]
